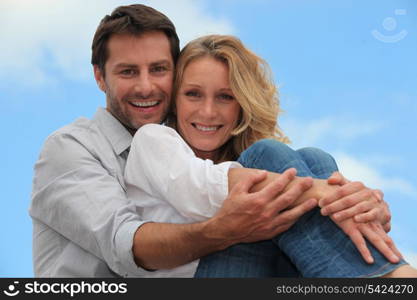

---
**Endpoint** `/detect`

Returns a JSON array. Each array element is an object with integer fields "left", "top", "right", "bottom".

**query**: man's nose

[{"left": 134, "top": 73, "right": 153, "bottom": 98}]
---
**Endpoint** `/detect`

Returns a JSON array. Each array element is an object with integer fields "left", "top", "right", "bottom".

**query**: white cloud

[
  {"left": 281, "top": 115, "right": 416, "bottom": 197},
  {"left": 281, "top": 116, "right": 384, "bottom": 149},
  {"left": 334, "top": 152, "right": 417, "bottom": 197},
  {"left": 0, "top": 0, "right": 234, "bottom": 87},
  {"left": 144, "top": 0, "right": 234, "bottom": 47}
]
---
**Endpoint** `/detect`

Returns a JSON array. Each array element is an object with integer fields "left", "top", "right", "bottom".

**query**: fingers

[
  {"left": 255, "top": 168, "right": 297, "bottom": 200},
  {"left": 232, "top": 170, "right": 268, "bottom": 194},
  {"left": 255, "top": 199, "right": 317, "bottom": 238},
  {"left": 380, "top": 201, "right": 392, "bottom": 229},
  {"left": 358, "top": 223, "right": 400, "bottom": 263},
  {"left": 383, "top": 222, "right": 391, "bottom": 233},
  {"left": 270, "top": 198, "right": 317, "bottom": 234},
  {"left": 239, "top": 198, "right": 317, "bottom": 243},
  {"left": 268, "top": 176, "right": 314, "bottom": 213},
  {"left": 372, "top": 189, "right": 384, "bottom": 202},
  {"left": 330, "top": 200, "right": 378, "bottom": 222},
  {"left": 353, "top": 207, "right": 381, "bottom": 223},
  {"left": 353, "top": 199, "right": 391, "bottom": 227},
  {"left": 369, "top": 222, "right": 403, "bottom": 258},
  {"left": 346, "top": 227, "right": 374, "bottom": 264},
  {"left": 320, "top": 182, "right": 372, "bottom": 214},
  {"left": 370, "top": 223, "right": 402, "bottom": 259},
  {"left": 327, "top": 171, "right": 350, "bottom": 186}
]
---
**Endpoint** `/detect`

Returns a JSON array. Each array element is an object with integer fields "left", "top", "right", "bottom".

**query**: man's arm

[
  {"left": 32, "top": 129, "right": 314, "bottom": 274},
  {"left": 133, "top": 169, "right": 316, "bottom": 270},
  {"left": 30, "top": 132, "right": 146, "bottom": 276},
  {"left": 127, "top": 125, "right": 396, "bottom": 269}
]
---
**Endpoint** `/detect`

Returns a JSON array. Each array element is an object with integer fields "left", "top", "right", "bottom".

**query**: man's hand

[
  {"left": 320, "top": 171, "right": 392, "bottom": 232},
  {"left": 210, "top": 168, "right": 317, "bottom": 247}
]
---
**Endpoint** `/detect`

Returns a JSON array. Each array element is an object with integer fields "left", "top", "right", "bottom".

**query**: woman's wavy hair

[{"left": 168, "top": 35, "right": 289, "bottom": 162}]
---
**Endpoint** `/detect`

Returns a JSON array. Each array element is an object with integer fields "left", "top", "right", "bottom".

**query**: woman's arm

[{"left": 128, "top": 125, "right": 400, "bottom": 265}]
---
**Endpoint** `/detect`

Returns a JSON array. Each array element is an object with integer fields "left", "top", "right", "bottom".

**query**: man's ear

[{"left": 93, "top": 65, "right": 106, "bottom": 92}]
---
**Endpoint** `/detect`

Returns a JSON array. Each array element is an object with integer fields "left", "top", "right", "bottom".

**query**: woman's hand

[
  {"left": 331, "top": 216, "right": 402, "bottom": 264},
  {"left": 319, "top": 172, "right": 391, "bottom": 232}
]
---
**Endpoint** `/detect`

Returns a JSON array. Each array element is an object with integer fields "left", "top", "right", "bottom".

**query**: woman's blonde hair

[{"left": 168, "top": 34, "right": 289, "bottom": 162}]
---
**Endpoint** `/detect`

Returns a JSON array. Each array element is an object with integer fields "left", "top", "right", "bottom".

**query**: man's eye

[
  {"left": 121, "top": 69, "right": 136, "bottom": 76},
  {"left": 151, "top": 65, "right": 167, "bottom": 73}
]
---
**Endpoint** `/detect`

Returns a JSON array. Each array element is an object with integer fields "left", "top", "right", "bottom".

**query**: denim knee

[
  {"left": 296, "top": 147, "right": 336, "bottom": 165},
  {"left": 238, "top": 139, "right": 314, "bottom": 176},
  {"left": 296, "top": 147, "right": 338, "bottom": 179},
  {"left": 238, "top": 139, "right": 297, "bottom": 168}
]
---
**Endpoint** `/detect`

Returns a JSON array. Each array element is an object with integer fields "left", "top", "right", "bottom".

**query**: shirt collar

[{"left": 93, "top": 107, "right": 132, "bottom": 156}]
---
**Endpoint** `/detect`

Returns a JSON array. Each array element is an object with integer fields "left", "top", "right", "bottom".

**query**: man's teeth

[
  {"left": 195, "top": 124, "right": 219, "bottom": 132},
  {"left": 131, "top": 101, "right": 159, "bottom": 107}
]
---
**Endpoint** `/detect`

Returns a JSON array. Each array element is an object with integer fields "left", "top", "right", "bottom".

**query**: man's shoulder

[
  {"left": 49, "top": 116, "right": 97, "bottom": 139},
  {"left": 40, "top": 115, "right": 111, "bottom": 157}
]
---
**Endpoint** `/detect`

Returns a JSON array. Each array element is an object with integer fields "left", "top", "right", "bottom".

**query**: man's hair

[
  {"left": 91, "top": 4, "right": 180, "bottom": 75},
  {"left": 168, "top": 35, "right": 289, "bottom": 163}
]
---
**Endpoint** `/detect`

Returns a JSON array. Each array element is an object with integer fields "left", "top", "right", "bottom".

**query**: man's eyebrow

[
  {"left": 114, "top": 63, "right": 138, "bottom": 69},
  {"left": 150, "top": 60, "right": 172, "bottom": 66}
]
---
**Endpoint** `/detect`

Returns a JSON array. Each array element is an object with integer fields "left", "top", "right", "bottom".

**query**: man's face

[{"left": 94, "top": 31, "right": 174, "bottom": 133}]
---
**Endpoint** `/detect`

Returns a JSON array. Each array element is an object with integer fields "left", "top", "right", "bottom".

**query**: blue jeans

[{"left": 195, "top": 139, "right": 406, "bottom": 277}]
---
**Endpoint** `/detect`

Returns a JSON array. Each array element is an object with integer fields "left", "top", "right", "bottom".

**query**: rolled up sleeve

[{"left": 30, "top": 132, "right": 150, "bottom": 277}]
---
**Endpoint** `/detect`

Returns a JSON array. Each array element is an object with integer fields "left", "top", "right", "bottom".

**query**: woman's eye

[
  {"left": 218, "top": 93, "right": 234, "bottom": 100},
  {"left": 185, "top": 91, "right": 200, "bottom": 97}
]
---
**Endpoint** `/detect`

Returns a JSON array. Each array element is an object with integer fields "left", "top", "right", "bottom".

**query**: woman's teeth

[{"left": 195, "top": 124, "right": 219, "bottom": 132}]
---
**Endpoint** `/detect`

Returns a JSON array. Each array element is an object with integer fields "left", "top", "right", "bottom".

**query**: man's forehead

[{"left": 106, "top": 32, "right": 172, "bottom": 65}]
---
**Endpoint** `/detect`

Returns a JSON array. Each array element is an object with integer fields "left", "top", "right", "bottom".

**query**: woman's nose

[{"left": 200, "top": 99, "right": 217, "bottom": 119}]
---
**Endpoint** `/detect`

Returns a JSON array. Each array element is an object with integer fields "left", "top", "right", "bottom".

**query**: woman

[{"left": 125, "top": 35, "right": 415, "bottom": 277}]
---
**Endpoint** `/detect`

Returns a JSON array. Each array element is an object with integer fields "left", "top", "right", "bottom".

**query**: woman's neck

[{"left": 193, "top": 148, "right": 219, "bottom": 162}]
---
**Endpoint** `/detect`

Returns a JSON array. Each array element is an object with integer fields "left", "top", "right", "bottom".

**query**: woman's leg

[
  {"left": 241, "top": 140, "right": 406, "bottom": 277},
  {"left": 195, "top": 140, "right": 316, "bottom": 278},
  {"left": 195, "top": 141, "right": 325, "bottom": 277},
  {"left": 196, "top": 139, "right": 406, "bottom": 277},
  {"left": 296, "top": 147, "right": 339, "bottom": 179},
  {"left": 195, "top": 240, "right": 298, "bottom": 277}
]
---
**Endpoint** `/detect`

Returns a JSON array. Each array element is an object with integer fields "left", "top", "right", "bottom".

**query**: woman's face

[{"left": 176, "top": 56, "right": 241, "bottom": 160}]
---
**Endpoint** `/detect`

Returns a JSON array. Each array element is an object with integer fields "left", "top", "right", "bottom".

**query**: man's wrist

[{"left": 200, "top": 217, "right": 239, "bottom": 251}]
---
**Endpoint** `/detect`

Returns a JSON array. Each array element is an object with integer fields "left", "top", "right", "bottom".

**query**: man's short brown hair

[{"left": 91, "top": 4, "right": 180, "bottom": 75}]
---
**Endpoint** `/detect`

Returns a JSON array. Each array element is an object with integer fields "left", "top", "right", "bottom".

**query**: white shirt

[
  {"left": 125, "top": 124, "right": 242, "bottom": 277},
  {"left": 30, "top": 108, "right": 155, "bottom": 277}
]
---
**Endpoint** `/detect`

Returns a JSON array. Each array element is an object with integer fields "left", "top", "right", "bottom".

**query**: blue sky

[{"left": 1, "top": 0, "right": 416, "bottom": 277}]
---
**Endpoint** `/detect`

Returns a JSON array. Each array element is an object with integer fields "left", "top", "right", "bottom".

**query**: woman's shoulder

[
  {"left": 136, "top": 123, "right": 177, "bottom": 136},
  {"left": 132, "top": 124, "right": 182, "bottom": 144}
]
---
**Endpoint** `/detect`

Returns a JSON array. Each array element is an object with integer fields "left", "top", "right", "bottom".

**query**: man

[{"left": 30, "top": 4, "right": 391, "bottom": 277}]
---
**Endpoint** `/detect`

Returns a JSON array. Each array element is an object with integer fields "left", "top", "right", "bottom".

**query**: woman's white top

[{"left": 124, "top": 124, "right": 242, "bottom": 277}]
